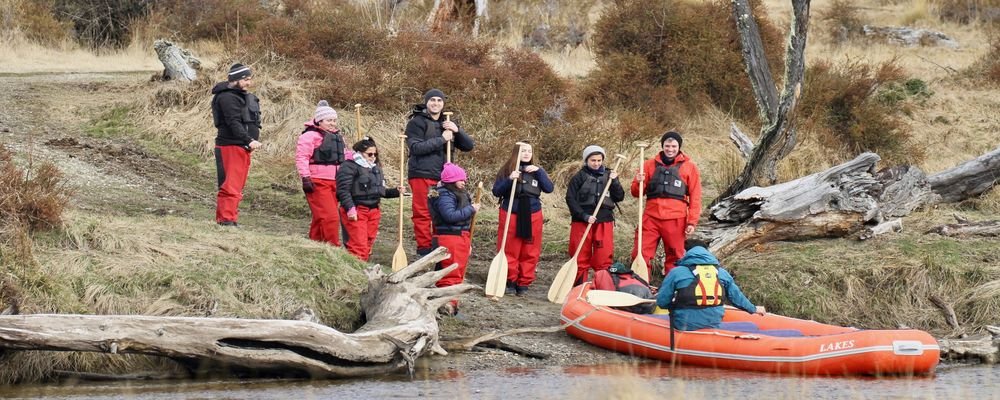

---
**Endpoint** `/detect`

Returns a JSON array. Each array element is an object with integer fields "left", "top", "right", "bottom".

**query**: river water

[{"left": 1, "top": 362, "right": 997, "bottom": 400}]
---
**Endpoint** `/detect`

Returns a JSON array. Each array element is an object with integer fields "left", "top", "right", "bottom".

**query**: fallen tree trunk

[
  {"left": 0, "top": 248, "right": 475, "bottom": 379},
  {"left": 928, "top": 219, "right": 1000, "bottom": 237},
  {"left": 704, "top": 153, "right": 934, "bottom": 257},
  {"left": 928, "top": 146, "right": 1000, "bottom": 203}
]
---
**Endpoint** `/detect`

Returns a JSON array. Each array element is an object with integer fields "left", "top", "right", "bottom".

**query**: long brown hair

[{"left": 495, "top": 141, "right": 534, "bottom": 181}]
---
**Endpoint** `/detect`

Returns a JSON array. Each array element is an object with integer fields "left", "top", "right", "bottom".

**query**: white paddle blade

[
  {"left": 586, "top": 290, "right": 656, "bottom": 307},
  {"left": 631, "top": 257, "right": 650, "bottom": 282},
  {"left": 485, "top": 252, "right": 508, "bottom": 297},
  {"left": 547, "top": 257, "right": 578, "bottom": 304},
  {"left": 391, "top": 246, "right": 408, "bottom": 272}
]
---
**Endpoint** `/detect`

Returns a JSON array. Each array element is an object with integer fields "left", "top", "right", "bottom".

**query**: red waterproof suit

[{"left": 630, "top": 151, "right": 702, "bottom": 274}]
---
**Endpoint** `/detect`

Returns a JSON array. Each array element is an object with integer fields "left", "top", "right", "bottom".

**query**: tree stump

[{"left": 153, "top": 39, "right": 199, "bottom": 82}]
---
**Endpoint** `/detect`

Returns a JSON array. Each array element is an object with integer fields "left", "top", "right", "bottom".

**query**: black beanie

[
  {"left": 228, "top": 63, "right": 252, "bottom": 82},
  {"left": 660, "top": 131, "right": 683, "bottom": 148},
  {"left": 423, "top": 88, "right": 446, "bottom": 103}
]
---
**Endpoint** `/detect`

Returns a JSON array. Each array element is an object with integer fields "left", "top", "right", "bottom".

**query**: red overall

[
  {"left": 409, "top": 177, "right": 438, "bottom": 252},
  {"left": 305, "top": 178, "right": 340, "bottom": 246},
  {"left": 569, "top": 221, "right": 615, "bottom": 285},
  {"left": 434, "top": 231, "right": 472, "bottom": 288},
  {"left": 629, "top": 152, "right": 702, "bottom": 274},
  {"left": 630, "top": 216, "right": 686, "bottom": 274},
  {"left": 497, "top": 209, "right": 544, "bottom": 287},
  {"left": 215, "top": 145, "right": 251, "bottom": 224},
  {"left": 340, "top": 205, "right": 381, "bottom": 261}
]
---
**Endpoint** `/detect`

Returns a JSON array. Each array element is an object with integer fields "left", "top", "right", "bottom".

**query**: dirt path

[{"left": 0, "top": 72, "right": 635, "bottom": 371}]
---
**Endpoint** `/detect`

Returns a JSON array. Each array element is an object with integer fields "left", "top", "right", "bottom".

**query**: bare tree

[{"left": 714, "top": 0, "right": 811, "bottom": 204}]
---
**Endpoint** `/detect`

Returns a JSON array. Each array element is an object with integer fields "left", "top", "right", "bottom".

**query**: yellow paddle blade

[
  {"left": 485, "top": 252, "right": 508, "bottom": 297},
  {"left": 631, "top": 257, "right": 650, "bottom": 282},
  {"left": 586, "top": 290, "right": 656, "bottom": 307},
  {"left": 391, "top": 245, "right": 408, "bottom": 272},
  {"left": 547, "top": 257, "right": 578, "bottom": 304}
]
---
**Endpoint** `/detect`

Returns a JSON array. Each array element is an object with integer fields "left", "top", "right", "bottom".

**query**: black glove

[{"left": 301, "top": 177, "right": 315, "bottom": 194}]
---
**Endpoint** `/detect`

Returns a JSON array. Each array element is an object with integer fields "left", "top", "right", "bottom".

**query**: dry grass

[{"left": 0, "top": 210, "right": 368, "bottom": 384}]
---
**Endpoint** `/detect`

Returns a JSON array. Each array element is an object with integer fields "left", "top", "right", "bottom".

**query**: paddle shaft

[
  {"left": 444, "top": 112, "right": 453, "bottom": 163},
  {"left": 355, "top": 104, "right": 362, "bottom": 143},
  {"left": 636, "top": 145, "right": 646, "bottom": 259},
  {"left": 398, "top": 134, "right": 406, "bottom": 244},
  {"left": 469, "top": 182, "right": 483, "bottom": 236}
]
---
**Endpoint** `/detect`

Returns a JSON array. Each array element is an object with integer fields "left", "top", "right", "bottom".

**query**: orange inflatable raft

[{"left": 560, "top": 284, "right": 940, "bottom": 376}]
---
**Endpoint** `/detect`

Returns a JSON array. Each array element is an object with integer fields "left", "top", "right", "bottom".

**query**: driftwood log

[
  {"left": 703, "top": 153, "right": 935, "bottom": 257},
  {"left": 928, "top": 219, "right": 1000, "bottom": 237},
  {"left": 715, "top": 0, "right": 809, "bottom": 203},
  {"left": 153, "top": 39, "right": 199, "bottom": 82},
  {"left": 862, "top": 25, "right": 959, "bottom": 48},
  {"left": 928, "top": 146, "right": 1000, "bottom": 203},
  {"left": 0, "top": 248, "right": 476, "bottom": 379},
  {"left": 938, "top": 326, "right": 1000, "bottom": 364}
]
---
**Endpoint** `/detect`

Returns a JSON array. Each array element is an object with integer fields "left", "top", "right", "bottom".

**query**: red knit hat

[{"left": 440, "top": 162, "right": 467, "bottom": 183}]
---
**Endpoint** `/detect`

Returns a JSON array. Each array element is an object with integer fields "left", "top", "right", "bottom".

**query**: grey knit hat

[{"left": 582, "top": 145, "right": 606, "bottom": 163}]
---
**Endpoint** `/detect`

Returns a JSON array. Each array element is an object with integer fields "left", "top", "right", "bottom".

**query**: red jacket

[{"left": 630, "top": 151, "right": 702, "bottom": 227}]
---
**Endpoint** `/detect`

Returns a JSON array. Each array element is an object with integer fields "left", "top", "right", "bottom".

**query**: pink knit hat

[
  {"left": 314, "top": 100, "right": 337, "bottom": 122},
  {"left": 440, "top": 162, "right": 467, "bottom": 183}
]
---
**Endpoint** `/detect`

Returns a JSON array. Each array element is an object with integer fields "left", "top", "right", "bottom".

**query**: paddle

[
  {"left": 355, "top": 103, "right": 367, "bottom": 143},
  {"left": 443, "top": 112, "right": 453, "bottom": 163},
  {"left": 391, "top": 133, "right": 408, "bottom": 272},
  {"left": 547, "top": 153, "right": 628, "bottom": 304},
  {"left": 469, "top": 181, "right": 483, "bottom": 237},
  {"left": 631, "top": 142, "right": 651, "bottom": 282},
  {"left": 485, "top": 142, "right": 528, "bottom": 298},
  {"left": 586, "top": 289, "right": 656, "bottom": 307}
]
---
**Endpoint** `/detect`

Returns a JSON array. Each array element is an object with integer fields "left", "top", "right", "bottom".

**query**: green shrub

[
  {"left": 798, "top": 59, "right": 925, "bottom": 165},
  {"left": 585, "top": 0, "right": 784, "bottom": 125}
]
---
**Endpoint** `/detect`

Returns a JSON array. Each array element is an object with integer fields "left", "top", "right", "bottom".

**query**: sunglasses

[{"left": 364, "top": 151, "right": 378, "bottom": 157}]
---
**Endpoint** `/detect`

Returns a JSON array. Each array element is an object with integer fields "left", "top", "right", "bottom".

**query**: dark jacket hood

[{"left": 212, "top": 81, "right": 242, "bottom": 95}]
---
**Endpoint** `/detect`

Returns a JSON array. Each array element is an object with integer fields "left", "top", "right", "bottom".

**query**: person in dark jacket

[
  {"left": 405, "top": 88, "right": 475, "bottom": 257},
  {"left": 656, "top": 239, "right": 765, "bottom": 331},
  {"left": 492, "top": 142, "right": 554, "bottom": 296},
  {"left": 211, "top": 63, "right": 262, "bottom": 226},
  {"left": 336, "top": 137, "right": 404, "bottom": 261},
  {"left": 429, "top": 162, "right": 480, "bottom": 316},
  {"left": 565, "top": 145, "right": 625, "bottom": 285}
]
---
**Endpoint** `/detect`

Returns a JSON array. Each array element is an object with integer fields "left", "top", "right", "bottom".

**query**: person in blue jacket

[{"left": 656, "top": 239, "right": 766, "bottom": 331}]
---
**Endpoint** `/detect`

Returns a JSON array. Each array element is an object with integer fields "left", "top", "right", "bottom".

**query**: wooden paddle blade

[
  {"left": 391, "top": 245, "right": 408, "bottom": 272},
  {"left": 485, "top": 252, "right": 508, "bottom": 297},
  {"left": 586, "top": 290, "right": 656, "bottom": 307},
  {"left": 631, "top": 257, "right": 650, "bottom": 282},
  {"left": 547, "top": 257, "right": 578, "bottom": 304}
]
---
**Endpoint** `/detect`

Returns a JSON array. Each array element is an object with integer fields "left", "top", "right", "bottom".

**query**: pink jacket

[{"left": 295, "top": 120, "right": 350, "bottom": 181}]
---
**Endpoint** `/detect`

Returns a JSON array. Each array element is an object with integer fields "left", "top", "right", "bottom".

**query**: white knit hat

[
  {"left": 314, "top": 100, "right": 337, "bottom": 122},
  {"left": 582, "top": 145, "right": 606, "bottom": 162}
]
